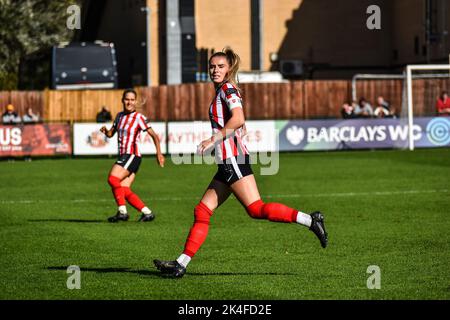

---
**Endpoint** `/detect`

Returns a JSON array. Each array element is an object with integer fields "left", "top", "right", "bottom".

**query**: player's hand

[
  {"left": 100, "top": 126, "right": 107, "bottom": 135},
  {"left": 157, "top": 153, "right": 165, "bottom": 167},
  {"left": 241, "top": 124, "right": 248, "bottom": 138},
  {"left": 197, "top": 138, "right": 214, "bottom": 155}
]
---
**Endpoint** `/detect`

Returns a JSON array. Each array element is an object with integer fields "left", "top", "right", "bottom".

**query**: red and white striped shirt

[
  {"left": 113, "top": 111, "right": 151, "bottom": 156},
  {"left": 209, "top": 82, "right": 249, "bottom": 161}
]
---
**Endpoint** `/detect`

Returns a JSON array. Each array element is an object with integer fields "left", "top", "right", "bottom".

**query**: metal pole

[
  {"left": 426, "top": 0, "right": 431, "bottom": 63},
  {"left": 141, "top": 6, "right": 151, "bottom": 86},
  {"left": 352, "top": 75, "right": 357, "bottom": 102},
  {"left": 147, "top": 7, "right": 151, "bottom": 86},
  {"left": 259, "top": 0, "right": 264, "bottom": 71},
  {"left": 406, "top": 66, "right": 414, "bottom": 151}
]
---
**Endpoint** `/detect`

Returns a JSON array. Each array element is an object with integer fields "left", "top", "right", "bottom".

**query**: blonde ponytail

[{"left": 223, "top": 47, "right": 240, "bottom": 90}]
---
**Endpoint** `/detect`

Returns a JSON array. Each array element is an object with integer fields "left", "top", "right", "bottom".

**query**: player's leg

[
  {"left": 231, "top": 174, "right": 328, "bottom": 248},
  {"left": 231, "top": 174, "right": 297, "bottom": 222},
  {"left": 180, "top": 179, "right": 231, "bottom": 260},
  {"left": 154, "top": 179, "right": 231, "bottom": 277},
  {"left": 108, "top": 154, "right": 144, "bottom": 222},
  {"left": 107, "top": 164, "right": 130, "bottom": 222},
  {"left": 121, "top": 174, "right": 154, "bottom": 222}
]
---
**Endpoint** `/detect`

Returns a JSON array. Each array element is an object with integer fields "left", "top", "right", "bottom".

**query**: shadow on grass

[
  {"left": 47, "top": 266, "right": 298, "bottom": 277},
  {"left": 29, "top": 219, "right": 105, "bottom": 223},
  {"left": 47, "top": 266, "right": 159, "bottom": 277}
]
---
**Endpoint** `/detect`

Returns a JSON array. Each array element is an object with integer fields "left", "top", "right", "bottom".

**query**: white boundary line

[{"left": 0, "top": 189, "right": 448, "bottom": 205}]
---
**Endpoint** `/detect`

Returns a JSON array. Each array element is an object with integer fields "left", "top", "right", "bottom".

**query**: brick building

[{"left": 77, "top": 0, "right": 450, "bottom": 87}]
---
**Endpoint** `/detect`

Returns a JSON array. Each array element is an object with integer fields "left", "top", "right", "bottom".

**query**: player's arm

[
  {"left": 100, "top": 125, "right": 116, "bottom": 138},
  {"left": 198, "top": 86, "right": 245, "bottom": 154},
  {"left": 212, "top": 107, "right": 245, "bottom": 142},
  {"left": 145, "top": 127, "right": 165, "bottom": 167},
  {"left": 212, "top": 85, "right": 246, "bottom": 143},
  {"left": 241, "top": 123, "right": 248, "bottom": 138},
  {"left": 213, "top": 86, "right": 246, "bottom": 141},
  {"left": 198, "top": 107, "right": 245, "bottom": 154},
  {"left": 100, "top": 114, "right": 118, "bottom": 138}
]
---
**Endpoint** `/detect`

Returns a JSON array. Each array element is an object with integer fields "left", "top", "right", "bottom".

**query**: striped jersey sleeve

[
  {"left": 219, "top": 83, "right": 242, "bottom": 111},
  {"left": 138, "top": 114, "right": 151, "bottom": 131}
]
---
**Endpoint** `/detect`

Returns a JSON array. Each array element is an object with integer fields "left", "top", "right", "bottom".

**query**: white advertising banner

[
  {"left": 167, "top": 120, "right": 277, "bottom": 154},
  {"left": 168, "top": 121, "right": 211, "bottom": 154},
  {"left": 243, "top": 120, "right": 277, "bottom": 152},
  {"left": 73, "top": 122, "right": 166, "bottom": 155}
]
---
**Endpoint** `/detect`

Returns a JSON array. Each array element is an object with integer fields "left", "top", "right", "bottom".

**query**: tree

[{"left": 0, "top": 0, "right": 80, "bottom": 90}]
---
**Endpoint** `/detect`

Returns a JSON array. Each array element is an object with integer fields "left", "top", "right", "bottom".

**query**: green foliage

[
  {"left": 0, "top": 71, "right": 18, "bottom": 90},
  {"left": 0, "top": 0, "right": 79, "bottom": 89},
  {"left": 0, "top": 149, "right": 449, "bottom": 299}
]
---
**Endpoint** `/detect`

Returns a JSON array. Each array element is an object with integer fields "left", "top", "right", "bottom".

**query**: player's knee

[
  {"left": 246, "top": 199, "right": 267, "bottom": 219},
  {"left": 194, "top": 202, "right": 213, "bottom": 224},
  {"left": 108, "top": 175, "right": 122, "bottom": 188}
]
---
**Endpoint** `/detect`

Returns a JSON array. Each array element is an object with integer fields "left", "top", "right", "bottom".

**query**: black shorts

[
  {"left": 213, "top": 155, "right": 253, "bottom": 186},
  {"left": 115, "top": 154, "right": 142, "bottom": 174}
]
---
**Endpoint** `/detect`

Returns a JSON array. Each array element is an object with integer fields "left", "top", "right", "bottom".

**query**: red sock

[
  {"left": 123, "top": 187, "right": 146, "bottom": 211},
  {"left": 183, "top": 202, "right": 213, "bottom": 258},
  {"left": 108, "top": 176, "right": 125, "bottom": 206},
  {"left": 246, "top": 200, "right": 297, "bottom": 223}
]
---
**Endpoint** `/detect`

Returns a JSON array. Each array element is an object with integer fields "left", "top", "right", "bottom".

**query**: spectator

[
  {"left": 2, "top": 104, "right": 22, "bottom": 124},
  {"left": 351, "top": 100, "right": 359, "bottom": 113},
  {"left": 96, "top": 106, "right": 112, "bottom": 123},
  {"left": 23, "top": 107, "right": 40, "bottom": 123},
  {"left": 374, "top": 96, "right": 396, "bottom": 118},
  {"left": 435, "top": 91, "right": 450, "bottom": 116},
  {"left": 341, "top": 102, "right": 356, "bottom": 119},
  {"left": 354, "top": 98, "right": 374, "bottom": 118}
]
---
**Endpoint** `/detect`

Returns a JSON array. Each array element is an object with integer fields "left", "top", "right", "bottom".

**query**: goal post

[
  {"left": 406, "top": 64, "right": 450, "bottom": 150},
  {"left": 352, "top": 65, "right": 450, "bottom": 151}
]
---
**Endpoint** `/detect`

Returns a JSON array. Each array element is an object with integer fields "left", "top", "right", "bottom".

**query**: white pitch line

[
  {"left": 0, "top": 189, "right": 448, "bottom": 205},
  {"left": 265, "top": 189, "right": 450, "bottom": 198}
]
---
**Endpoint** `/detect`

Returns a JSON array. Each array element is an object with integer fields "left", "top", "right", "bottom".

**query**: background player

[
  {"left": 154, "top": 48, "right": 328, "bottom": 277},
  {"left": 100, "top": 89, "right": 165, "bottom": 222}
]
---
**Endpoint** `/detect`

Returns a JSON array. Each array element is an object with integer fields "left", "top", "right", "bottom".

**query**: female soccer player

[
  {"left": 154, "top": 48, "right": 327, "bottom": 277},
  {"left": 100, "top": 89, "right": 165, "bottom": 222}
]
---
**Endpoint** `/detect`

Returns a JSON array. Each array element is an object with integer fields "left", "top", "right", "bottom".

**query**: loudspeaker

[{"left": 280, "top": 60, "right": 303, "bottom": 77}]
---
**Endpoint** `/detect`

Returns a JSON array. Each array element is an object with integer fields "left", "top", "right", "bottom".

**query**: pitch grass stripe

[{"left": 0, "top": 189, "right": 448, "bottom": 204}]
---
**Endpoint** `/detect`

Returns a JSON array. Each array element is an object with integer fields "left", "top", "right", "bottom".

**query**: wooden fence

[
  {"left": 43, "top": 89, "right": 125, "bottom": 122},
  {"left": 0, "top": 91, "right": 44, "bottom": 119},
  {"left": 354, "top": 78, "right": 450, "bottom": 116},
  {"left": 1, "top": 79, "right": 449, "bottom": 122}
]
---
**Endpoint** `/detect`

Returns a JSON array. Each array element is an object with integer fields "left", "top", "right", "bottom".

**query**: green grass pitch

[{"left": 0, "top": 149, "right": 449, "bottom": 300}]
